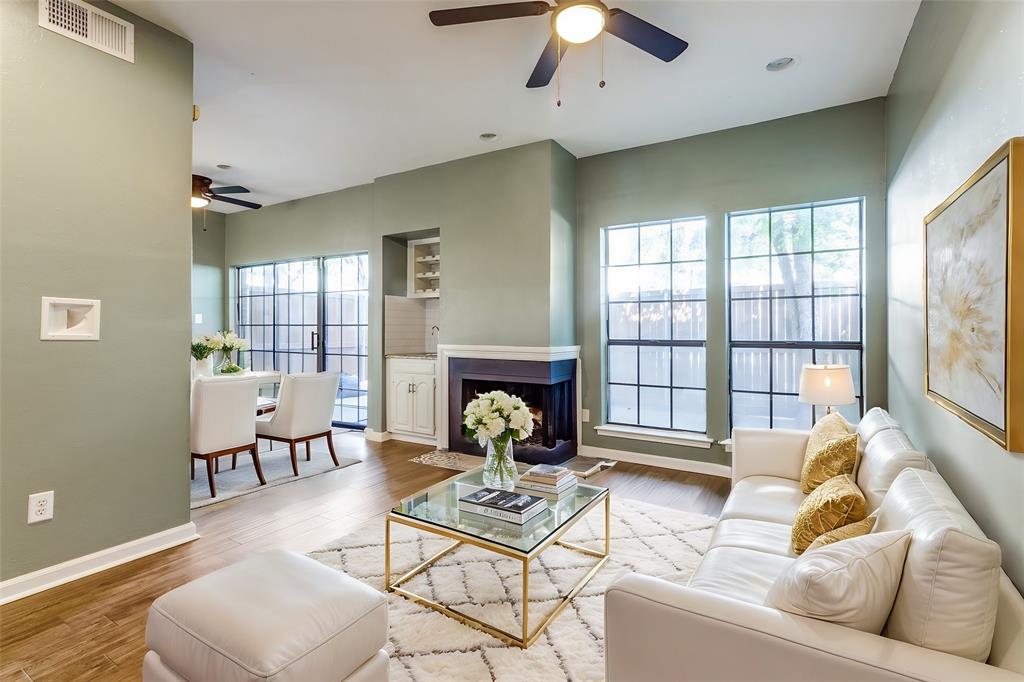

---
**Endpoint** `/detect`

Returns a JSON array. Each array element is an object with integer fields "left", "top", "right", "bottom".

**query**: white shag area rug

[{"left": 309, "top": 498, "right": 715, "bottom": 682}]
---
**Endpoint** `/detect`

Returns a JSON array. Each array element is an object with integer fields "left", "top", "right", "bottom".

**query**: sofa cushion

[
  {"left": 688, "top": 546, "right": 794, "bottom": 605},
  {"left": 708, "top": 519, "right": 795, "bottom": 557},
  {"left": 857, "top": 406, "right": 901, "bottom": 444},
  {"left": 801, "top": 433, "right": 858, "bottom": 494},
  {"left": 875, "top": 469, "right": 1002, "bottom": 662},
  {"left": 791, "top": 474, "right": 867, "bottom": 554},
  {"left": 720, "top": 476, "right": 806, "bottom": 525},
  {"left": 806, "top": 514, "right": 876, "bottom": 551},
  {"left": 146, "top": 550, "right": 387, "bottom": 681},
  {"left": 857, "top": 428, "right": 929, "bottom": 511},
  {"left": 802, "top": 413, "right": 850, "bottom": 481},
  {"left": 766, "top": 530, "right": 911, "bottom": 633}
]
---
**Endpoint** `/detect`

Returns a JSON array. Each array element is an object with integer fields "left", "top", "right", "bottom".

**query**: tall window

[
  {"left": 235, "top": 253, "right": 369, "bottom": 427},
  {"left": 603, "top": 218, "right": 707, "bottom": 433},
  {"left": 728, "top": 199, "right": 864, "bottom": 428}
]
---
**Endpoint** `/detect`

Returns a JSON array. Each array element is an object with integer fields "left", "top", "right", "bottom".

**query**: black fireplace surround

[{"left": 448, "top": 357, "right": 577, "bottom": 466}]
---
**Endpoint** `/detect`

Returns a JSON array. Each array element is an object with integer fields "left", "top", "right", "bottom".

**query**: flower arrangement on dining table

[
  {"left": 463, "top": 390, "right": 535, "bottom": 490},
  {"left": 192, "top": 331, "right": 248, "bottom": 374}
]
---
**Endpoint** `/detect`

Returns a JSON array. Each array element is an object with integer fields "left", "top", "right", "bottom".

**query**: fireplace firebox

[{"left": 447, "top": 357, "right": 577, "bottom": 465}]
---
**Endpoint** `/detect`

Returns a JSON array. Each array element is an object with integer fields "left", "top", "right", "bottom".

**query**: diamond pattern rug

[{"left": 309, "top": 498, "right": 716, "bottom": 682}]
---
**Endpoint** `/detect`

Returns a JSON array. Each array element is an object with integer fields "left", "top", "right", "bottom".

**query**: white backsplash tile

[{"left": 385, "top": 295, "right": 431, "bottom": 354}]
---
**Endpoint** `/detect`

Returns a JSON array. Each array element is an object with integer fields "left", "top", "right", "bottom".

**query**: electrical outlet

[
  {"left": 581, "top": 408, "right": 590, "bottom": 423},
  {"left": 28, "top": 491, "right": 54, "bottom": 524},
  {"left": 193, "top": 313, "right": 203, "bottom": 324}
]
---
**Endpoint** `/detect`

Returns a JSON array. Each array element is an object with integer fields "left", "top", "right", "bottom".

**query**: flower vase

[
  {"left": 216, "top": 350, "right": 236, "bottom": 374},
  {"left": 194, "top": 356, "right": 214, "bottom": 378},
  {"left": 482, "top": 437, "right": 517, "bottom": 491}
]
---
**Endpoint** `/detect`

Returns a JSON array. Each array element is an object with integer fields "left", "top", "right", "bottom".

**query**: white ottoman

[{"left": 143, "top": 550, "right": 388, "bottom": 682}]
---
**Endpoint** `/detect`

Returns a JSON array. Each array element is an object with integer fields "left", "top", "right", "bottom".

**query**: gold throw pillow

[
  {"left": 801, "top": 433, "right": 858, "bottom": 494},
  {"left": 804, "top": 411, "right": 849, "bottom": 457},
  {"left": 792, "top": 474, "right": 867, "bottom": 555},
  {"left": 806, "top": 515, "right": 876, "bottom": 552}
]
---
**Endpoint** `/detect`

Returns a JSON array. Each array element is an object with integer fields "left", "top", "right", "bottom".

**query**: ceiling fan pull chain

[
  {"left": 556, "top": 34, "right": 562, "bottom": 107},
  {"left": 599, "top": 30, "right": 606, "bottom": 88}
]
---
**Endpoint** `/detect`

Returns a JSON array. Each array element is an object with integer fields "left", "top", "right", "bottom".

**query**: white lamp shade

[{"left": 798, "top": 364, "right": 855, "bottom": 406}]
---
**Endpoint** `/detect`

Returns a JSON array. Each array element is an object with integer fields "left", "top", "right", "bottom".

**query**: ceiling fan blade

[
  {"left": 526, "top": 33, "right": 568, "bottom": 88},
  {"left": 210, "top": 185, "right": 250, "bottom": 195},
  {"left": 606, "top": 9, "right": 688, "bottom": 62},
  {"left": 429, "top": 1, "right": 550, "bottom": 26},
  {"left": 212, "top": 195, "right": 262, "bottom": 210}
]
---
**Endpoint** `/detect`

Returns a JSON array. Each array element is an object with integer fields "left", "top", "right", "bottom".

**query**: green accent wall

[
  {"left": 576, "top": 99, "right": 888, "bottom": 464},
  {"left": 885, "top": 0, "right": 1024, "bottom": 588},
  {"left": 192, "top": 210, "right": 226, "bottom": 336},
  {"left": 0, "top": 1, "right": 193, "bottom": 579},
  {"left": 225, "top": 141, "right": 574, "bottom": 431}
]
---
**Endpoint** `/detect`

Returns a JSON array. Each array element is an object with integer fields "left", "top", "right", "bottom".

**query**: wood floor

[{"left": 0, "top": 434, "right": 729, "bottom": 681}]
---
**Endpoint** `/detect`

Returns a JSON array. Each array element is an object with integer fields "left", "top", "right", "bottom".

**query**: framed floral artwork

[{"left": 924, "top": 137, "right": 1022, "bottom": 451}]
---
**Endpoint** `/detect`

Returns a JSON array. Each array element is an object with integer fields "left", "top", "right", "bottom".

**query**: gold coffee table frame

[{"left": 385, "top": 489, "right": 610, "bottom": 649}]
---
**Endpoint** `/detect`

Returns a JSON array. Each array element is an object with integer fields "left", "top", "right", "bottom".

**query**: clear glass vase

[
  {"left": 482, "top": 436, "right": 517, "bottom": 491},
  {"left": 216, "top": 350, "right": 238, "bottom": 374}
]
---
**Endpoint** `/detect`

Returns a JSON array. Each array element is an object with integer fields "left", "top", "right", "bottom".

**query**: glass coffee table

[{"left": 386, "top": 466, "right": 610, "bottom": 648}]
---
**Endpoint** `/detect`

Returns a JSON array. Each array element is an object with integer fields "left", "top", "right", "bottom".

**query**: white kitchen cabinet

[{"left": 386, "top": 357, "right": 436, "bottom": 442}]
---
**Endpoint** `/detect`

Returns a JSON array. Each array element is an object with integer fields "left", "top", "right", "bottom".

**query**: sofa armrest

[
  {"left": 731, "top": 427, "right": 809, "bottom": 486},
  {"left": 604, "top": 572, "right": 1022, "bottom": 682}
]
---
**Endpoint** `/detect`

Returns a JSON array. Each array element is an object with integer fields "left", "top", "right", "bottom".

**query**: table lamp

[{"left": 798, "top": 364, "right": 855, "bottom": 415}]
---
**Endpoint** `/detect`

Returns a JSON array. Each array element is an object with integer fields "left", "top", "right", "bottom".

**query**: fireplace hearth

[{"left": 448, "top": 357, "right": 577, "bottom": 466}]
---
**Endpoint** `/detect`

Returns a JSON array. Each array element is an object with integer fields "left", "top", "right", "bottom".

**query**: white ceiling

[{"left": 119, "top": 0, "right": 919, "bottom": 213}]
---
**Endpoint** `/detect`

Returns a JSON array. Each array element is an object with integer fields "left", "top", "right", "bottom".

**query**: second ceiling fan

[{"left": 429, "top": 0, "right": 688, "bottom": 88}]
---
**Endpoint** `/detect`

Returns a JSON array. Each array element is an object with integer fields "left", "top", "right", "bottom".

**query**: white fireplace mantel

[{"left": 435, "top": 344, "right": 582, "bottom": 450}]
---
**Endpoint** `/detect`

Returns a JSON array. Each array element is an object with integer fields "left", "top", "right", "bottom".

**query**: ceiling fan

[
  {"left": 428, "top": 0, "right": 688, "bottom": 88},
  {"left": 191, "top": 174, "right": 262, "bottom": 210}
]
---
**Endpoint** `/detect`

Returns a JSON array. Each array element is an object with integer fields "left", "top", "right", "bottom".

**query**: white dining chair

[
  {"left": 255, "top": 372, "right": 341, "bottom": 475},
  {"left": 190, "top": 376, "right": 264, "bottom": 497}
]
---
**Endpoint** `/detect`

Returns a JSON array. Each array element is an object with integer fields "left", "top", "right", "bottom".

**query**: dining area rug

[
  {"left": 190, "top": 428, "right": 359, "bottom": 508},
  {"left": 309, "top": 498, "right": 715, "bottom": 682}
]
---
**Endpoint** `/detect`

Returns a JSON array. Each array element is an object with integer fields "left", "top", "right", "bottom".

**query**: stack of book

[
  {"left": 515, "top": 464, "right": 578, "bottom": 498},
  {"left": 458, "top": 489, "right": 548, "bottom": 525}
]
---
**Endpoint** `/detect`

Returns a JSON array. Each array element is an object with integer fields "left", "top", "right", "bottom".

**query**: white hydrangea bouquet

[
  {"left": 464, "top": 390, "right": 534, "bottom": 490},
  {"left": 202, "top": 330, "right": 249, "bottom": 374}
]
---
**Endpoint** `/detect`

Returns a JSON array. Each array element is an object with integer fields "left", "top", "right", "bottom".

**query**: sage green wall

[
  {"left": 225, "top": 141, "right": 568, "bottom": 431},
  {"left": 549, "top": 142, "right": 578, "bottom": 347},
  {"left": 577, "top": 99, "right": 888, "bottom": 464},
  {"left": 885, "top": 0, "right": 1024, "bottom": 588},
  {"left": 192, "top": 210, "right": 226, "bottom": 336},
  {"left": 0, "top": 1, "right": 193, "bottom": 579}
]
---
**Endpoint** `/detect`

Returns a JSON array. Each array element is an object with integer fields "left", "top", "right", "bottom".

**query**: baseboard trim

[
  {"left": 388, "top": 432, "right": 438, "bottom": 446},
  {"left": 0, "top": 522, "right": 199, "bottom": 605},
  {"left": 363, "top": 428, "right": 392, "bottom": 442},
  {"left": 579, "top": 445, "right": 731, "bottom": 479}
]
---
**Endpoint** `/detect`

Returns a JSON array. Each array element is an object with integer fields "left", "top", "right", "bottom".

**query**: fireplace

[{"left": 447, "top": 357, "right": 577, "bottom": 465}]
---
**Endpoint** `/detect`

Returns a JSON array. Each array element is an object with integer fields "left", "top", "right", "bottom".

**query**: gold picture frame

[{"left": 924, "top": 137, "right": 1023, "bottom": 452}]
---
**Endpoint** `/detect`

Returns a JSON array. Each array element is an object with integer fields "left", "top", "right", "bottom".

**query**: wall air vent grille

[{"left": 38, "top": 0, "right": 134, "bottom": 63}]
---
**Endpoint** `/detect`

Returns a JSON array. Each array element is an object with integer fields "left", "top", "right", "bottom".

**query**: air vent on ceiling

[{"left": 38, "top": 0, "right": 134, "bottom": 63}]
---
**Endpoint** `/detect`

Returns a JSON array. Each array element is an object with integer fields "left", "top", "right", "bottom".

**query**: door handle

[{"left": 310, "top": 330, "right": 319, "bottom": 351}]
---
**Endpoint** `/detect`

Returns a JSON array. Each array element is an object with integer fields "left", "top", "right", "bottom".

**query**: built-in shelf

[{"left": 408, "top": 237, "right": 441, "bottom": 299}]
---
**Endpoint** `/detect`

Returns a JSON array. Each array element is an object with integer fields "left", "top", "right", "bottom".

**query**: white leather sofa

[{"left": 605, "top": 409, "right": 1024, "bottom": 682}]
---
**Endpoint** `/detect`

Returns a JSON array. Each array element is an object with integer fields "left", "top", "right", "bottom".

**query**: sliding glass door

[{"left": 235, "top": 253, "right": 369, "bottom": 428}]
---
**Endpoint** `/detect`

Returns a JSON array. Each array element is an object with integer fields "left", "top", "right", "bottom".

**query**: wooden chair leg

[
  {"left": 215, "top": 457, "right": 219, "bottom": 474},
  {"left": 326, "top": 431, "right": 339, "bottom": 467},
  {"left": 206, "top": 457, "right": 217, "bottom": 498},
  {"left": 250, "top": 446, "right": 267, "bottom": 485},
  {"left": 305, "top": 440, "right": 311, "bottom": 461},
  {"left": 232, "top": 453, "right": 237, "bottom": 469},
  {"left": 191, "top": 457, "right": 195, "bottom": 481},
  {"left": 289, "top": 442, "right": 299, "bottom": 476}
]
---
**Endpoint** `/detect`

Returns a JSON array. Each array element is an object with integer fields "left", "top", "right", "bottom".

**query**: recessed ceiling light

[
  {"left": 766, "top": 57, "right": 794, "bottom": 72},
  {"left": 216, "top": 163, "right": 232, "bottom": 170},
  {"left": 479, "top": 132, "right": 497, "bottom": 141}
]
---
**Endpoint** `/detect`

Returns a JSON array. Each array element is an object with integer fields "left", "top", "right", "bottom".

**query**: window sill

[
  {"left": 720, "top": 438, "right": 733, "bottom": 453},
  {"left": 593, "top": 424, "right": 713, "bottom": 449}
]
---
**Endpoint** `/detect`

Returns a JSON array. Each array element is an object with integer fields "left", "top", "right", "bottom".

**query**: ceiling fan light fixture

[
  {"left": 191, "top": 195, "right": 210, "bottom": 208},
  {"left": 554, "top": 4, "right": 605, "bottom": 44}
]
